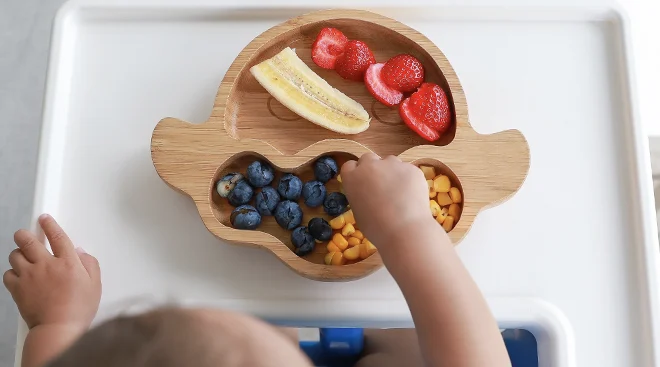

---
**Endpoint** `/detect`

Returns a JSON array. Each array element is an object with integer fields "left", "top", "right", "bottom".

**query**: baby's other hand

[
  {"left": 3, "top": 214, "right": 101, "bottom": 331},
  {"left": 341, "top": 153, "right": 437, "bottom": 255}
]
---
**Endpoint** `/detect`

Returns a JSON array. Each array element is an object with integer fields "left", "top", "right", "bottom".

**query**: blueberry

[
  {"left": 215, "top": 173, "right": 244, "bottom": 198},
  {"left": 274, "top": 200, "right": 303, "bottom": 230},
  {"left": 246, "top": 160, "right": 275, "bottom": 188},
  {"left": 254, "top": 186, "right": 280, "bottom": 216},
  {"left": 314, "top": 156, "right": 339, "bottom": 183},
  {"left": 291, "top": 226, "right": 315, "bottom": 256},
  {"left": 230, "top": 205, "right": 261, "bottom": 230},
  {"left": 277, "top": 174, "right": 303, "bottom": 200},
  {"left": 323, "top": 192, "right": 349, "bottom": 216},
  {"left": 227, "top": 179, "right": 253, "bottom": 206},
  {"left": 308, "top": 217, "right": 332, "bottom": 242},
  {"left": 302, "top": 181, "right": 327, "bottom": 207}
]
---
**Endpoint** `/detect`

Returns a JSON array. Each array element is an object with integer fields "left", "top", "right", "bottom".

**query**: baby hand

[
  {"left": 341, "top": 153, "right": 438, "bottom": 255},
  {"left": 3, "top": 214, "right": 101, "bottom": 331}
]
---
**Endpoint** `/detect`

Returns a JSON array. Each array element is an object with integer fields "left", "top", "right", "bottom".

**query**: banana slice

[{"left": 250, "top": 47, "right": 370, "bottom": 134}]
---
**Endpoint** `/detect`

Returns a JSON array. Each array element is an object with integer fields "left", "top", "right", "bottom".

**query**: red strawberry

[
  {"left": 364, "top": 63, "right": 403, "bottom": 107},
  {"left": 382, "top": 54, "right": 425, "bottom": 93},
  {"left": 311, "top": 28, "right": 349, "bottom": 70},
  {"left": 399, "top": 83, "right": 452, "bottom": 141},
  {"left": 335, "top": 40, "right": 376, "bottom": 81}
]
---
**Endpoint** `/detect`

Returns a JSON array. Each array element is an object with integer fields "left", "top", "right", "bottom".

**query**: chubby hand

[
  {"left": 341, "top": 153, "right": 440, "bottom": 255},
  {"left": 3, "top": 214, "right": 101, "bottom": 331}
]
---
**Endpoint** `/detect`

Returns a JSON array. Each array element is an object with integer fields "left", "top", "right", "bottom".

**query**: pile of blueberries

[{"left": 216, "top": 156, "right": 349, "bottom": 257}]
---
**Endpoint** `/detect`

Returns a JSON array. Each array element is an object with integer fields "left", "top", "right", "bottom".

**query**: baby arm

[
  {"left": 3, "top": 215, "right": 101, "bottom": 367},
  {"left": 341, "top": 154, "right": 510, "bottom": 367}
]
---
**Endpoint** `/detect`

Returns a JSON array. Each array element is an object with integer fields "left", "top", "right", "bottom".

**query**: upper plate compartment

[{"left": 211, "top": 9, "right": 466, "bottom": 156}]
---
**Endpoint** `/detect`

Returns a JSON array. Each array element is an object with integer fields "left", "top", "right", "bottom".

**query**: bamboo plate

[{"left": 150, "top": 9, "right": 530, "bottom": 281}]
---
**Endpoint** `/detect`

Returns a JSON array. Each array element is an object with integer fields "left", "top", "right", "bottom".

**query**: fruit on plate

[
  {"left": 227, "top": 179, "right": 254, "bottom": 206},
  {"left": 230, "top": 205, "right": 262, "bottom": 230},
  {"left": 291, "top": 226, "right": 316, "bottom": 256},
  {"left": 302, "top": 180, "right": 326, "bottom": 207},
  {"left": 311, "top": 27, "right": 349, "bottom": 70},
  {"left": 246, "top": 160, "right": 275, "bottom": 188},
  {"left": 277, "top": 173, "right": 303, "bottom": 201},
  {"left": 215, "top": 173, "right": 244, "bottom": 198},
  {"left": 323, "top": 192, "right": 349, "bottom": 216},
  {"left": 308, "top": 217, "right": 333, "bottom": 242},
  {"left": 364, "top": 63, "right": 403, "bottom": 107},
  {"left": 250, "top": 47, "right": 370, "bottom": 134},
  {"left": 335, "top": 40, "right": 376, "bottom": 81},
  {"left": 274, "top": 200, "right": 303, "bottom": 230},
  {"left": 400, "top": 83, "right": 452, "bottom": 142},
  {"left": 313, "top": 156, "right": 339, "bottom": 183},
  {"left": 254, "top": 186, "right": 280, "bottom": 216},
  {"left": 419, "top": 165, "right": 462, "bottom": 232},
  {"left": 381, "top": 54, "right": 425, "bottom": 93},
  {"left": 324, "top": 210, "right": 377, "bottom": 265}
]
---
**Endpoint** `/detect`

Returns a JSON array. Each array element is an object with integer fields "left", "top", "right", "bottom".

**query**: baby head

[{"left": 46, "top": 308, "right": 313, "bottom": 367}]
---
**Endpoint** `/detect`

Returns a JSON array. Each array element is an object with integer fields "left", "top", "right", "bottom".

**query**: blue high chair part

[{"left": 300, "top": 328, "right": 538, "bottom": 367}]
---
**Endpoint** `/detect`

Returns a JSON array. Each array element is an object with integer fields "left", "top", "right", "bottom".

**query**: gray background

[{"left": 0, "top": 1, "right": 658, "bottom": 367}]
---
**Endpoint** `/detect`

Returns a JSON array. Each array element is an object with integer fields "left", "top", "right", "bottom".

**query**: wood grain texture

[{"left": 151, "top": 9, "right": 530, "bottom": 281}]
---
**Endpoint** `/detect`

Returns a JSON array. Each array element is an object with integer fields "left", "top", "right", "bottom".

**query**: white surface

[{"left": 19, "top": 1, "right": 660, "bottom": 367}]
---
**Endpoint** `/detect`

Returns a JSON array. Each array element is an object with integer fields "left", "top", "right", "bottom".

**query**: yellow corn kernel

[
  {"left": 344, "top": 245, "right": 361, "bottom": 261},
  {"left": 420, "top": 165, "right": 436, "bottom": 180},
  {"left": 448, "top": 203, "right": 461, "bottom": 220},
  {"left": 329, "top": 215, "right": 346, "bottom": 230},
  {"left": 359, "top": 240, "right": 377, "bottom": 259},
  {"left": 324, "top": 252, "right": 335, "bottom": 265},
  {"left": 333, "top": 233, "right": 349, "bottom": 251},
  {"left": 327, "top": 241, "right": 340, "bottom": 253},
  {"left": 433, "top": 175, "right": 451, "bottom": 193},
  {"left": 429, "top": 200, "right": 441, "bottom": 217},
  {"left": 343, "top": 209, "right": 356, "bottom": 225},
  {"left": 449, "top": 187, "right": 462, "bottom": 203},
  {"left": 436, "top": 207, "right": 449, "bottom": 224},
  {"left": 337, "top": 174, "right": 342, "bottom": 183},
  {"left": 436, "top": 192, "right": 453, "bottom": 206},
  {"left": 352, "top": 230, "right": 364, "bottom": 240},
  {"left": 331, "top": 251, "right": 346, "bottom": 266},
  {"left": 341, "top": 223, "right": 356, "bottom": 237},
  {"left": 442, "top": 216, "right": 455, "bottom": 232},
  {"left": 347, "top": 237, "right": 361, "bottom": 247},
  {"left": 429, "top": 189, "right": 437, "bottom": 199},
  {"left": 426, "top": 180, "right": 434, "bottom": 189}
]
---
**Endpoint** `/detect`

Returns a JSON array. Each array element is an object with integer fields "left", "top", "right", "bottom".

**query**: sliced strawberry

[
  {"left": 400, "top": 98, "right": 440, "bottom": 141},
  {"left": 335, "top": 40, "right": 376, "bottom": 81},
  {"left": 364, "top": 63, "right": 404, "bottom": 107},
  {"left": 311, "top": 28, "right": 349, "bottom": 70},
  {"left": 382, "top": 54, "right": 425, "bottom": 93}
]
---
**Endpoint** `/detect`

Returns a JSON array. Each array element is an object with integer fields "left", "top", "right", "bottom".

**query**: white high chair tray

[{"left": 17, "top": 0, "right": 660, "bottom": 366}]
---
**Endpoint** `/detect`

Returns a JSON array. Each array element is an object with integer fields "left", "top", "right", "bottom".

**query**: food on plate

[
  {"left": 364, "top": 63, "right": 403, "bottom": 107},
  {"left": 400, "top": 83, "right": 451, "bottom": 142},
  {"left": 230, "top": 205, "right": 262, "bottom": 230},
  {"left": 313, "top": 156, "right": 339, "bottom": 183},
  {"left": 311, "top": 27, "right": 349, "bottom": 70},
  {"left": 341, "top": 223, "right": 355, "bottom": 237},
  {"left": 246, "top": 160, "right": 275, "bottom": 188},
  {"left": 227, "top": 179, "right": 254, "bottom": 206},
  {"left": 325, "top": 251, "right": 346, "bottom": 266},
  {"left": 332, "top": 233, "right": 349, "bottom": 251},
  {"left": 323, "top": 192, "right": 349, "bottom": 216},
  {"left": 420, "top": 165, "right": 462, "bottom": 232},
  {"left": 274, "top": 200, "right": 303, "bottom": 230},
  {"left": 324, "top": 209, "right": 377, "bottom": 265},
  {"left": 359, "top": 239, "right": 377, "bottom": 260},
  {"left": 335, "top": 40, "right": 376, "bottom": 81},
  {"left": 250, "top": 47, "right": 370, "bottom": 134},
  {"left": 343, "top": 244, "right": 361, "bottom": 261},
  {"left": 216, "top": 173, "right": 244, "bottom": 198},
  {"left": 302, "top": 180, "right": 327, "bottom": 207},
  {"left": 291, "top": 226, "right": 315, "bottom": 256},
  {"left": 381, "top": 54, "right": 425, "bottom": 93},
  {"left": 308, "top": 217, "right": 332, "bottom": 242},
  {"left": 277, "top": 173, "right": 303, "bottom": 200},
  {"left": 254, "top": 186, "right": 280, "bottom": 216},
  {"left": 329, "top": 214, "right": 346, "bottom": 229}
]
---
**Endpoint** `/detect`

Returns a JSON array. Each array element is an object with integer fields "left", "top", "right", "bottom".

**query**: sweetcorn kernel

[
  {"left": 327, "top": 241, "right": 340, "bottom": 253},
  {"left": 344, "top": 245, "right": 361, "bottom": 261},
  {"left": 359, "top": 240, "right": 377, "bottom": 260},
  {"left": 426, "top": 180, "right": 434, "bottom": 189},
  {"left": 433, "top": 175, "right": 451, "bottom": 193},
  {"left": 449, "top": 187, "right": 462, "bottom": 203},
  {"left": 436, "top": 192, "right": 453, "bottom": 206},
  {"left": 436, "top": 207, "right": 449, "bottom": 224},
  {"left": 448, "top": 203, "right": 461, "bottom": 220},
  {"left": 429, "top": 189, "right": 437, "bottom": 199},
  {"left": 442, "top": 216, "right": 455, "bottom": 232},
  {"left": 341, "top": 223, "right": 356, "bottom": 237},
  {"left": 343, "top": 210, "right": 356, "bottom": 225},
  {"left": 337, "top": 174, "right": 342, "bottom": 183},
  {"left": 331, "top": 251, "right": 346, "bottom": 265},
  {"left": 420, "top": 166, "right": 436, "bottom": 180},
  {"left": 333, "top": 233, "right": 349, "bottom": 251},
  {"left": 329, "top": 215, "right": 346, "bottom": 230},
  {"left": 430, "top": 200, "right": 441, "bottom": 217},
  {"left": 347, "top": 237, "right": 361, "bottom": 247},
  {"left": 324, "top": 252, "right": 335, "bottom": 265}
]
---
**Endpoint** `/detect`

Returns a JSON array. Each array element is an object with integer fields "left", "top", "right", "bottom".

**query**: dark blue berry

[
  {"left": 227, "top": 179, "right": 253, "bottom": 206},
  {"left": 308, "top": 217, "right": 332, "bottom": 242},
  {"left": 254, "top": 186, "right": 280, "bottom": 216},
  {"left": 274, "top": 200, "right": 303, "bottom": 230},
  {"left": 216, "top": 173, "right": 244, "bottom": 198},
  {"left": 291, "top": 226, "right": 315, "bottom": 256},
  {"left": 246, "top": 160, "right": 275, "bottom": 188},
  {"left": 313, "top": 156, "right": 338, "bottom": 183},
  {"left": 230, "top": 205, "right": 261, "bottom": 230},
  {"left": 277, "top": 174, "right": 303, "bottom": 200},
  {"left": 323, "top": 192, "right": 348, "bottom": 216},
  {"left": 302, "top": 181, "right": 327, "bottom": 207}
]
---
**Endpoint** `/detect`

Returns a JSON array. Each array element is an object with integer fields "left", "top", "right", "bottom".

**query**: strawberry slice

[
  {"left": 364, "top": 63, "right": 404, "bottom": 107},
  {"left": 399, "top": 83, "right": 452, "bottom": 141},
  {"left": 335, "top": 40, "right": 376, "bottom": 81},
  {"left": 311, "top": 28, "right": 349, "bottom": 70},
  {"left": 382, "top": 54, "right": 425, "bottom": 93}
]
